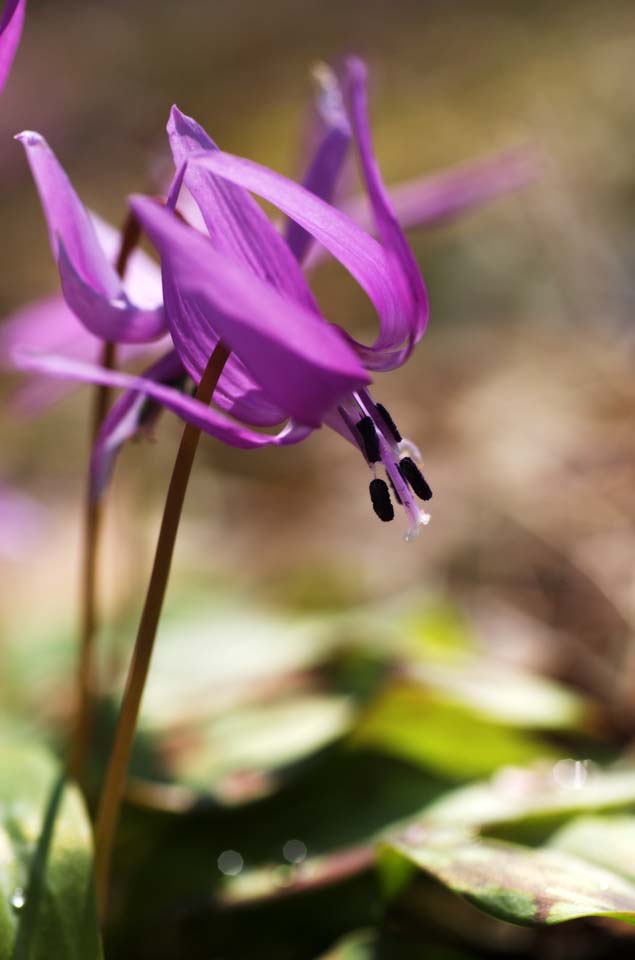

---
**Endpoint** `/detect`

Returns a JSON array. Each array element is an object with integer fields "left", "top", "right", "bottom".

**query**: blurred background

[{"left": 2, "top": 1, "right": 635, "bottom": 957}]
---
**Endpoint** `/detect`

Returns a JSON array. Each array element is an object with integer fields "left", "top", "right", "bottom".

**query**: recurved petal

[
  {"left": 15, "top": 131, "right": 121, "bottom": 299},
  {"left": 338, "top": 55, "right": 429, "bottom": 368},
  {"left": 58, "top": 241, "right": 167, "bottom": 342},
  {"left": 91, "top": 213, "right": 163, "bottom": 306},
  {"left": 13, "top": 349, "right": 314, "bottom": 451},
  {"left": 285, "top": 63, "right": 351, "bottom": 264},
  {"left": 0, "top": 0, "right": 25, "bottom": 93},
  {"left": 168, "top": 106, "right": 316, "bottom": 310},
  {"left": 132, "top": 196, "right": 370, "bottom": 428},
  {"left": 0, "top": 293, "right": 168, "bottom": 414},
  {"left": 187, "top": 149, "right": 416, "bottom": 371}
]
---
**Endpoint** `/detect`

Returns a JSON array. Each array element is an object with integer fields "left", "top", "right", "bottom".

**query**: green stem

[{"left": 94, "top": 342, "right": 230, "bottom": 919}]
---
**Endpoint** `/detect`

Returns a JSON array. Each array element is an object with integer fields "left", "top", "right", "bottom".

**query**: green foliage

[{"left": 0, "top": 741, "right": 101, "bottom": 960}]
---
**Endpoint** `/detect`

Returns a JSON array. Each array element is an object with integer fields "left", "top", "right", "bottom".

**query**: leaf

[
  {"left": 153, "top": 693, "right": 355, "bottom": 804},
  {"left": 387, "top": 824, "right": 635, "bottom": 926},
  {"left": 423, "top": 764, "right": 635, "bottom": 837},
  {"left": 549, "top": 814, "right": 635, "bottom": 882},
  {"left": 141, "top": 595, "right": 338, "bottom": 730},
  {"left": 352, "top": 684, "right": 554, "bottom": 779},
  {"left": 406, "top": 659, "right": 585, "bottom": 730},
  {"left": 0, "top": 740, "right": 101, "bottom": 960}
]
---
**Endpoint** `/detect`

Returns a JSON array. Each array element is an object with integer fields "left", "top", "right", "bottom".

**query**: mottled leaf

[
  {"left": 549, "top": 815, "right": 635, "bottom": 883},
  {"left": 387, "top": 824, "right": 635, "bottom": 926},
  {"left": 423, "top": 764, "right": 635, "bottom": 834}
]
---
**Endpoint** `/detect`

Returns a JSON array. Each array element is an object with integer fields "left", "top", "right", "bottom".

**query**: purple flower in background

[
  {"left": 0, "top": 0, "right": 25, "bottom": 94},
  {"left": 0, "top": 218, "right": 169, "bottom": 414},
  {"left": 14, "top": 131, "right": 166, "bottom": 344},
  {"left": 0, "top": 481, "right": 46, "bottom": 561}
]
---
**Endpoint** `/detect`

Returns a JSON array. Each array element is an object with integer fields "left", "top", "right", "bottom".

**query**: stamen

[
  {"left": 388, "top": 473, "right": 403, "bottom": 505},
  {"left": 369, "top": 478, "right": 394, "bottom": 522},
  {"left": 356, "top": 416, "right": 380, "bottom": 463},
  {"left": 375, "top": 403, "right": 402, "bottom": 443},
  {"left": 399, "top": 456, "right": 432, "bottom": 501},
  {"left": 405, "top": 511, "right": 431, "bottom": 542}
]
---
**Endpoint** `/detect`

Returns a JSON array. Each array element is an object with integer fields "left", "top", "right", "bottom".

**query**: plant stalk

[
  {"left": 69, "top": 211, "right": 142, "bottom": 785},
  {"left": 94, "top": 342, "right": 230, "bottom": 919},
  {"left": 68, "top": 339, "right": 115, "bottom": 783}
]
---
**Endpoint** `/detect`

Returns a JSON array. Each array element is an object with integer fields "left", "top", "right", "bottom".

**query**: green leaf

[
  {"left": 154, "top": 693, "right": 354, "bottom": 804},
  {"left": 549, "top": 814, "right": 635, "bottom": 882},
  {"left": 423, "top": 765, "right": 635, "bottom": 837},
  {"left": 406, "top": 660, "right": 585, "bottom": 730},
  {"left": 0, "top": 740, "right": 101, "bottom": 960},
  {"left": 352, "top": 684, "right": 554, "bottom": 779},
  {"left": 387, "top": 825, "right": 635, "bottom": 926}
]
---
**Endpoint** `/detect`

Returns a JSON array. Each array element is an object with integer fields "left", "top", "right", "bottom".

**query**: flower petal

[
  {"left": 132, "top": 195, "right": 369, "bottom": 428},
  {"left": 305, "top": 146, "right": 538, "bottom": 272},
  {"left": 0, "top": 293, "right": 169, "bottom": 413},
  {"left": 90, "top": 350, "right": 186, "bottom": 499},
  {"left": 15, "top": 131, "right": 121, "bottom": 298},
  {"left": 187, "top": 150, "right": 417, "bottom": 371},
  {"left": 91, "top": 213, "right": 163, "bottom": 306},
  {"left": 13, "top": 349, "right": 313, "bottom": 451},
  {"left": 168, "top": 106, "right": 316, "bottom": 310},
  {"left": 338, "top": 56, "right": 429, "bottom": 367},
  {"left": 285, "top": 63, "right": 351, "bottom": 264},
  {"left": 0, "top": 0, "right": 25, "bottom": 94},
  {"left": 58, "top": 241, "right": 166, "bottom": 342},
  {"left": 349, "top": 146, "right": 537, "bottom": 233}
]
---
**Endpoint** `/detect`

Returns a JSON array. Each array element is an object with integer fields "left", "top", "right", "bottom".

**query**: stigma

[{"left": 338, "top": 390, "right": 432, "bottom": 541}]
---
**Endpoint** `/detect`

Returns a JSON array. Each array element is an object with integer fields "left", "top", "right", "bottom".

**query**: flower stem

[
  {"left": 68, "top": 211, "right": 143, "bottom": 786},
  {"left": 94, "top": 342, "right": 230, "bottom": 919},
  {"left": 68, "top": 339, "right": 115, "bottom": 784}
]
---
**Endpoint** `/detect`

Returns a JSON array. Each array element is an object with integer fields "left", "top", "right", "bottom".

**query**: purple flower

[
  {"left": 15, "top": 58, "right": 440, "bottom": 537},
  {"left": 14, "top": 131, "right": 166, "bottom": 343},
  {"left": 0, "top": 481, "right": 47, "bottom": 561},
  {"left": 0, "top": 0, "right": 25, "bottom": 94},
  {"left": 0, "top": 216, "right": 169, "bottom": 414}
]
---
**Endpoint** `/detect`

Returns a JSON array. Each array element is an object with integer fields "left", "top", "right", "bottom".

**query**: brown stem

[
  {"left": 94, "top": 342, "right": 230, "bottom": 919},
  {"left": 68, "top": 339, "right": 115, "bottom": 783},
  {"left": 69, "top": 210, "right": 145, "bottom": 786}
]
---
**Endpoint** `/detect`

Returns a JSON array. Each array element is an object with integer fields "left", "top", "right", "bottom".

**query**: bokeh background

[{"left": 2, "top": 1, "right": 635, "bottom": 958}]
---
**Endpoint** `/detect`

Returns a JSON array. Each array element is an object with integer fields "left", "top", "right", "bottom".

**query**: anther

[
  {"left": 376, "top": 403, "right": 402, "bottom": 443},
  {"left": 399, "top": 456, "right": 432, "bottom": 501},
  {"left": 369, "top": 478, "right": 394, "bottom": 522},
  {"left": 356, "top": 416, "right": 380, "bottom": 463}
]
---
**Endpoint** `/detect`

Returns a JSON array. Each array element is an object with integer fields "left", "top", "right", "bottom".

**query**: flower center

[{"left": 338, "top": 389, "right": 432, "bottom": 541}]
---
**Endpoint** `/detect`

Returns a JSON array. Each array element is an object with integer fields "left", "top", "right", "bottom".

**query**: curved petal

[
  {"left": 15, "top": 131, "right": 121, "bottom": 298},
  {"left": 91, "top": 350, "right": 187, "bottom": 500},
  {"left": 131, "top": 196, "right": 370, "bottom": 428},
  {"left": 348, "top": 146, "right": 537, "bottom": 233},
  {"left": 13, "top": 349, "right": 314, "bottom": 451},
  {"left": 338, "top": 56, "right": 428, "bottom": 366},
  {"left": 0, "top": 0, "right": 25, "bottom": 93},
  {"left": 305, "top": 146, "right": 538, "bottom": 271},
  {"left": 187, "top": 150, "right": 416, "bottom": 371},
  {"left": 0, "top": 293, "right": 169, "bottom": 413},
  {"left": 168, "top": 106, "right": 316, "bottom": 311},
  {"left": 285, "top": 63, "right": 351, "bottom": 264},
  {"left": 58, "top": 241, "right": 166, "bottom": 342},
  {"left": 91, "top": 213, "right": 163, "bottom": 306}
]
